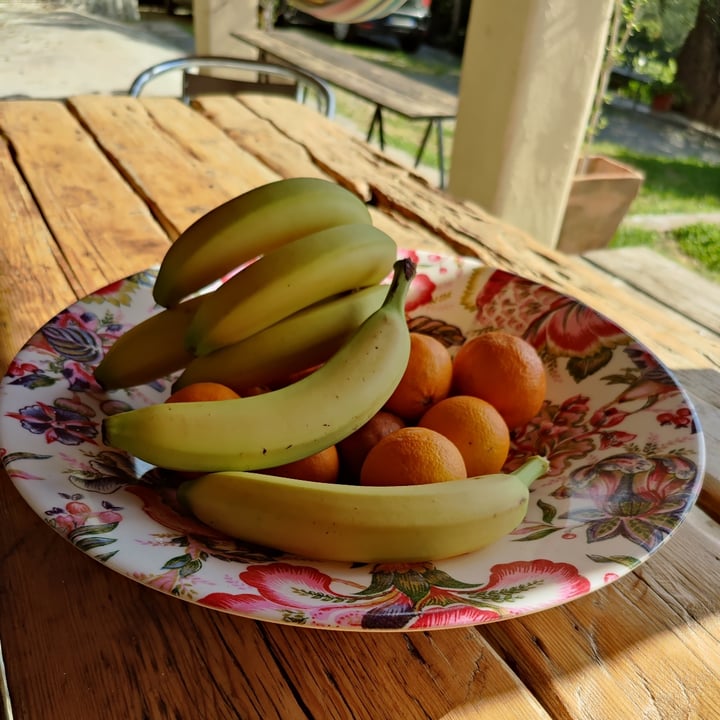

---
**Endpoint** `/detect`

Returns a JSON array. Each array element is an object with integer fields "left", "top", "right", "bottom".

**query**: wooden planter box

[{"left": 557, "top": 155, "right": 644, "bottom": 254}]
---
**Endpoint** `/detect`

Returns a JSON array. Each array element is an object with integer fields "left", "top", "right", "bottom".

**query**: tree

[
  {"left": 585, "top": 0, "right": 648, "bottom": 145},
  {"left": 675, "top": 0, "right": 720, "bottom": 127}
]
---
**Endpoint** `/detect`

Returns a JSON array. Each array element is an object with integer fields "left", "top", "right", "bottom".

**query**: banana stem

[
  {"left": 510, "top": 455, "right": 550, "bottom": 488},
  {"left": 385, "top": 259, "right": 417, "bottom": 311}
]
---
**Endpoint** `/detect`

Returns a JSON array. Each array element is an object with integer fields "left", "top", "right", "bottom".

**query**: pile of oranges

[{"left": 164, "top": 329, "right": 547, "bottom": 487}]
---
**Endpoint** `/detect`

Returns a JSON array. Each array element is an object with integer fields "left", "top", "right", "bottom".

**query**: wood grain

[
  {"left": 0, "top": 101, "right": 169, "bottom": 294},
  {"left": 584, "top": 246, "right": 720, "bottom": 336},
  {"left": 1, "top": 95, "right": 719, "bottom": 720},
  {"left": 195, "top": 95, "right": 332, "bottom": 185},
  {"left": 68, "top": 95, "right": 244, "bottom": 238},
  {"left": 0, "top": 137, "right": 77, "bottom": 369},
  {"left": 479, "top": 510, "right": 720, "bottom": 720}
]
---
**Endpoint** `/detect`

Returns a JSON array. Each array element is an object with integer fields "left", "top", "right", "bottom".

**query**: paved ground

[
  {"left": 0, "top": 4, "right": 194, "bottom": 98},
  {"left": 1, "top": 4, "right": 719, "bottom": 229}
]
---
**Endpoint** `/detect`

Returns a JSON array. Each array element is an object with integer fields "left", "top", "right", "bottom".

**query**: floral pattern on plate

[{"left": 0, "top": 250, "right": 705, "bottom": 631}]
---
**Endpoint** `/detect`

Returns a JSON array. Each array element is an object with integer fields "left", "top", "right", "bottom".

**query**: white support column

[
  {"left": 447, "top": 0, "right": 614, "bottom": 248},
  {"left": 193, "top": 0, "right": 257, "bottom": 57}
]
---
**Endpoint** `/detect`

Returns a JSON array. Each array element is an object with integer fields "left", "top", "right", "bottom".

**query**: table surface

[{"left": 0, "top": 94, "right": 719, "bottom": 720}]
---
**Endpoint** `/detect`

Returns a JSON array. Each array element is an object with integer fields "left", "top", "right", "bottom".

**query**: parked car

[{"left": 276, "top": 0, "right": 431, "bottom": 54}]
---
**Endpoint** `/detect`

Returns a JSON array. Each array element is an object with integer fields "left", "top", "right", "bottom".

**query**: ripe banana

[
  {"left": 94, "top": 295, "right": 205, "bottom": 390},
  {"left": 177, "top": 456, "right": 550, "bottom": 562},
  {"left": 153, "top": 178, "right": 372, "bottom": 308},
  {"left": 185, "top": 223, "right": 397, "bottom": 357},
  {"left": 102, "top": 259, "right": 415, "bottom": 472},
  {"left": 173, "top": 284, "right": 387, "bottom": 393}
]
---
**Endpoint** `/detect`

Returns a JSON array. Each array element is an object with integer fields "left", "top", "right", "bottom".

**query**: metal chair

[{"left": 128, "top": 55, "right": 336, "bottom": 118}]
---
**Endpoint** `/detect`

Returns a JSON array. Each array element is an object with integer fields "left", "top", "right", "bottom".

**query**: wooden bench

[
  {"left": 232, "top": 28, "right": 458, "bottom": 187},
  {"left": 582, "top": 246, "right": 720, "bottom": 337}
]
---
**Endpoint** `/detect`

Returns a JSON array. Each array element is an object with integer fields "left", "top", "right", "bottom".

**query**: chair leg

[
  {"left": 367, "top": 106, "right": 385, "bottom": 150},
  {"left": 415, "top": 119, "right": 445, "bottom": 189},
  {"left": 414, "top": 120, "right": 433, "bottom": 167},
  {"left": 436, "top": 119, "right": 445, "bottom": 189}
]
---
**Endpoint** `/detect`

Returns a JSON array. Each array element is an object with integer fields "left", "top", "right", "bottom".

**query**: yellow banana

[
  {"left": 153, "top": 178, "right": 372, "bottom": 308},
  {"left": 185, "top": 223, "right": 397, "bottom": 357},
  {"left": 94, "top": 295, "right": 205, "bottom": 390},
  {"left": 102, "top": 259, "right": 414, "bottom": 472},
  {"left": 173, "top": 284, "right": 387, "bottom": 393},
  {"left": 176, "top": 456, "right": 550, "bottom": 562}
]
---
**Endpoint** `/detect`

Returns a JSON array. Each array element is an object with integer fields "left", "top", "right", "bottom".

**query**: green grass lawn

[
  {"left": 589, "top": 141, "right": 720, "bottom": 282},
  {"left": 589, "top": 141, "right": 720, "bottom": 215}
]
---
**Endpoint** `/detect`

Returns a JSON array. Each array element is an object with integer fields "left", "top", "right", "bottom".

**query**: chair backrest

[{"left": 128, "top": 56, "right": 336, "bottom": 118}]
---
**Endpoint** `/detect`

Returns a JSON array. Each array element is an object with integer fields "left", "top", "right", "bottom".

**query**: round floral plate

[{"left": 0, "top": 250, "right": 705, "bottom": 632}]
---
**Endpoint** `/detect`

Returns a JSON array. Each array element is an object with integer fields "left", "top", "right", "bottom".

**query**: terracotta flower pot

[
  {"left": 651, "top": 92, "right": 674, "bottom": 112},
  {"left": 557, "top": 155, "right": 645, "bottom": 254}
]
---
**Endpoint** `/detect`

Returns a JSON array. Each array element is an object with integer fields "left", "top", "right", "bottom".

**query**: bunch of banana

[
  {"left": 102, "top": 258, "right": 415, "bottom": 472},
  {"left": 185, "top": 222, "right": 396, "bottom": 356},
  {"left": 94, "top": 295, "right": 203, "bottom": 391},
  {"left": 94, "top": 177, "right": 395, "bottom": 391},
  {"left": 153, "top": 177, "right": 374, "bottom": 308},
  {"left": 173, "top": 284, "right": 386, "bottom": 393},
  {"left": 176, "top": 456, "right": 550, "bottom": 562}
]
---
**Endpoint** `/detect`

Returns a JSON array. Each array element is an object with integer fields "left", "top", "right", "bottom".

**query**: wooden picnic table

[
  {"left": 232, "top": 28, "right": 457, "bottom": 187},
  {"left": 0, "top": 93, "right": 719, "bottom": 720}
]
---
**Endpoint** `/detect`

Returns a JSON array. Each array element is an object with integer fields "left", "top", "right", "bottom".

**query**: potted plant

[{"left": 649, "top": 78, "right": 684, "bottom": 112}]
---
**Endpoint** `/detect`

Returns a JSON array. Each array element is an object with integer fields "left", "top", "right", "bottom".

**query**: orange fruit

[
  {"left": 166, "top": 381, "right": 240, "bottom": 403},
  {"left": 263, "top": 445, "right": 340, "bottom": 484},
  {"left": 451, "top": 331, "right": 547, "bottom": 429},
  {"left": 337, "top": 410, "right": 406, "bottom": 482},
  {"left": 360, "top": 426, "right": 467, "bottom": 487},
  {"left": 384, "top": 332, "right": 453, "bottom": 421},
  {"left": 418, "top": 395, "right": 510, "bottom": 476}
]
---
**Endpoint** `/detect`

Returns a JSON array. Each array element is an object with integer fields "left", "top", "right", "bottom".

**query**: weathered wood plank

[
  {"left": 139, "top": 96, "right": 279, "bottom": 191},
  {"left": 0, "top": 486, "right": 311, "bottom": 720},
  {"left": 0, "top": 138, "right": 78, "bottom": 370},
  {"left": 262, "top": 623, "right": 552, "bottom": 719},
  {"left": 68, "top": 95, "right": 262, "bottom": 238},
  {"left": 0, "top": 100, "right": 169, "bottom": 295},
  {"left": 479, "top": 508, "right": 720, "bottom": 720},
  {"left": 193, "top": 95, "right": 332, "bottom": 184},
  {"left": 583, "top": 246, "right": 720, "bottom": 336}
]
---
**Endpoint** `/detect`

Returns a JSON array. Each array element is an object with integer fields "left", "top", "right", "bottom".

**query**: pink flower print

[
  {"left": 93, "top": 280, "right": 125, "bottom": 297},
  {"left": 6, "top": 360, "right": 40, "bottom": 378},
  {"left": 125, "top": 485, "right": 229, "bottom": 540},
  {"left": 200, "top": 562, "right": 385, "bottom": 628},
  {"left": 531, "top": 299, "right": 626, "bottom": 358},
  {"left": 478, "top": 559, "right": 592, "bottom": 613},
  {"left": 198, "top": 558, "right": 593, "bottom": 630},
  {"left": 657, "top": 407, "right": 693, "bottom": 429},
  {"left": 405, "top": 273, "right": 437, "bottom": 312},
  {"left": 612, "top": 345, "right": 680, "bottom": 408}
]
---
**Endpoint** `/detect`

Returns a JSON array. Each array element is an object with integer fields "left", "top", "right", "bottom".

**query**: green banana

[
  {"left": 102, "top": 259, "right": 415, "bottom": 472},
  {"left": 153, "top": 178, "right": 372, "bottom": 308},
  {"left": 94, "top": 295, "right": 205, "bottom": 390},
  {"left": 176, "top": 456, "right": 550, "bottom": 562},
  {"left": 173, "top": 284, "right": 387, "bottom": 393},
  {"left": 185, "top": 223, "right": 397, "bottom": 357}
]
